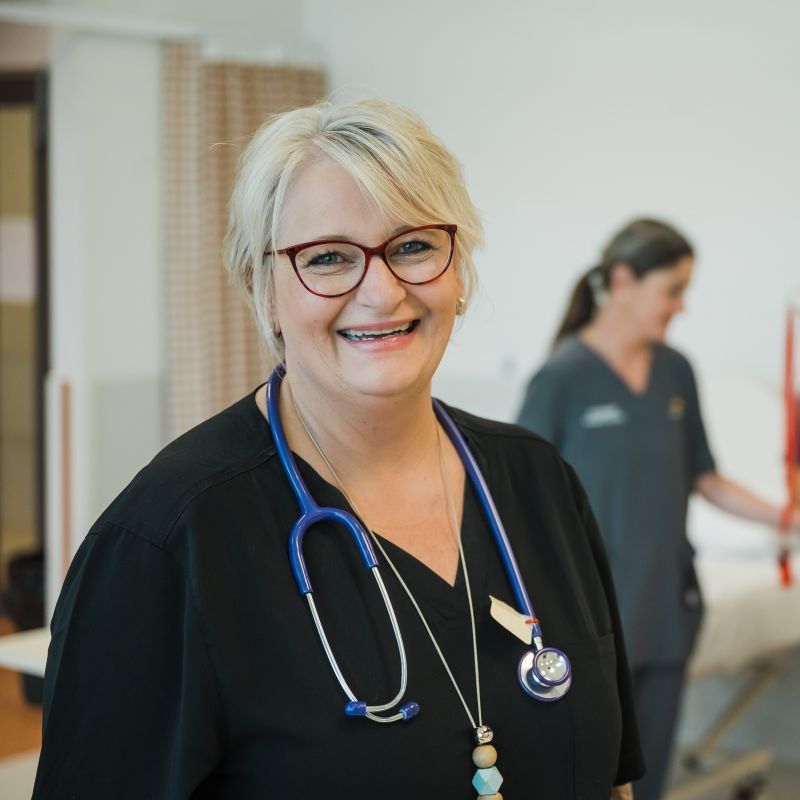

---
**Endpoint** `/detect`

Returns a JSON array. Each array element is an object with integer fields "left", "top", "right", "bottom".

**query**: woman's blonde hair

[{"left": 224, "top": 97, "right": 483, "bottom": 365}]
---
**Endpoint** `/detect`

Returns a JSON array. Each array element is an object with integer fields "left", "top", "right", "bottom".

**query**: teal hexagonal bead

[{"left": 472, "top": 765, "right": 503, "bottom": 795}]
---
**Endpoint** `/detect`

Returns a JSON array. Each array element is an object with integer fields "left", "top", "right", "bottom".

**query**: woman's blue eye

[
  {"left": 390, "top": 239, "right": 436, "bottom": 262},
  {"left": 309, "top": 251, "right": 345, "bottom": 266},
  {"left": 398, "top": 240, "right": 430, "bottom": 254}
]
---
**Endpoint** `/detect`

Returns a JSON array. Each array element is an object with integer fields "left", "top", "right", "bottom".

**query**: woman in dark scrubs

[
  {"left": 517, "top": 218, "right": 800, "bottom": 800},
  {"left": 34, "top": 100, "right": 643, "bottom": 799}
]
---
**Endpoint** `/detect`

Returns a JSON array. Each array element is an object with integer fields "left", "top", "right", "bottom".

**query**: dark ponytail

[
  {"left": 553, "top": 267, "right": 602, "bottom": 345},
  {"left": 553, "top": 218, "right": 694, "bottom": 347}
]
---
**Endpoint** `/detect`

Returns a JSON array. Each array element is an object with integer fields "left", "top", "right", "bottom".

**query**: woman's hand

[
  {"left": 694, "top": 471, "right": 800, "bottom": 533},
  {"left": 611, "top": 783, "right": 634, "bottom": 799}
]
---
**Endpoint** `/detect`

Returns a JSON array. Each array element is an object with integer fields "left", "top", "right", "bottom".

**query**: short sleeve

[
  {"left": 516, "top": 365, "right": 564, "bottom": 446},
  {"left": 33, "top": 524, "right": 225, "bottom": 799},
  {"left": 680, "top": 357, "right": 716, "bottom": 479},
  {"left": 565, "top": 462, "right": 646, "bottom": 786}
]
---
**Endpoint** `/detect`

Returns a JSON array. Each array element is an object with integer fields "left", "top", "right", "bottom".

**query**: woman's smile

[{"left": 337, "top": 318, "right": 420, "bottom": 350}]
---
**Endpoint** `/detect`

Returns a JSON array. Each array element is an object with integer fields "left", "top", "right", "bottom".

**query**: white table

[{"left": 0, "top": 627, "right": 49, "bottom": 678}]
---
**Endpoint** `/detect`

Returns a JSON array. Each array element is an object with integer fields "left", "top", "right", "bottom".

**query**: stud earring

[{"left": 455, "top": 297, "right": 466, "bottom": 316}]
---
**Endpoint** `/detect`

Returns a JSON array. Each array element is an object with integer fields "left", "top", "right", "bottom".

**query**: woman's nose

[{"left": 354, "top": 254, "right": 407, "bottom": 308}]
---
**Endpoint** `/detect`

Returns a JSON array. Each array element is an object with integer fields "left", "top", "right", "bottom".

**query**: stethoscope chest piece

[{"left": 518, "top": 647, "right": 572, "bottom": 702}]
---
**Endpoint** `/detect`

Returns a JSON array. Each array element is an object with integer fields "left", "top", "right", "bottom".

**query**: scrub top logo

[
  {"left": 580, "top": 403, "right": 628, "bottom": 429},
  {"left": 668, "top": 395, "right": 686, "bottom": 421}
]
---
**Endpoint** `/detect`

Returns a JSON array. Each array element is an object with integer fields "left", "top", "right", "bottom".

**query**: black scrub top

[{"left": 33, "top": 391, "right": 644, "bottom": 799}]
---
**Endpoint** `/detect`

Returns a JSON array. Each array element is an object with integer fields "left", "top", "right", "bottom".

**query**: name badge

[
  {"left": 489, "top": 595, "right": 534, "bottom": 644},
  {"left": 580, "top": 403, "right": 628, "bottom": 429}
]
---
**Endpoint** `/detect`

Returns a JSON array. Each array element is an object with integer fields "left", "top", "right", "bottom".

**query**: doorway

[{"left": 0, "top": 71, "right": 49, "bottom": 640}]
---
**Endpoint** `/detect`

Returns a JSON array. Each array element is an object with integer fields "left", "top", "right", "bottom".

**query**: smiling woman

[{"left": 34, "top": 99, "right": 643, "bottom": 799}]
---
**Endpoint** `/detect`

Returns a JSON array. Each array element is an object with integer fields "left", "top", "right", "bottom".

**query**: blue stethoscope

[{"left": 267, "top": 368, "right": 571, "bottom": 723}]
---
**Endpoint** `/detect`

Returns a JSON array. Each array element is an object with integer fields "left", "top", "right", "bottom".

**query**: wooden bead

[{"left": 472, "top": 744, "right": 497, "bottom": 768}]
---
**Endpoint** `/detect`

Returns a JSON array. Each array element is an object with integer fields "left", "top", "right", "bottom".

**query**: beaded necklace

[{"left": 288, "top": 386, "right": 505, "bottom": 799}]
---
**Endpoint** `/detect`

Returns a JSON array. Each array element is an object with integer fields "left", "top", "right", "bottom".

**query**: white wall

[
  {"left": 303, "top": 0, "right": 800, "bottom": 419},
  {"left": 45, "top": 31, "right": 164, "bottom": 612}
]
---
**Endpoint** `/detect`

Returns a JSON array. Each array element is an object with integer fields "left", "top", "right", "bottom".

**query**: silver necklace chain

[{"left": 287, "top": 385, "right": 483, "bottom": 730}]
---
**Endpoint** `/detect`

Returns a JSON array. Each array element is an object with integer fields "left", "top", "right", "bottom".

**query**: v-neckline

[
  {"left": 289, "top": 447, "right": 484, "bottom": 598},
  {"left": 575, "top": 335, "right": 658, "bottom": 399},
  {"left": 371, "top": 481, "right": 492, "bottom": 622},
  {"left": 256, "top": 390, "right": 493, "bottom": 612}
]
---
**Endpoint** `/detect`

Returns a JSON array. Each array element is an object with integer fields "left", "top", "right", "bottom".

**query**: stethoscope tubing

[
  {"left": 267, "top": 369, "right": 412, "bottom": 720},
  {"left": 267, "top": 370, "right": 380, "bottom": 594},
  {"left": 270, "top": 368, "right": 537, "bottom": 628},
  {"left": 305, "top": 573, "right": 409, "bottom": 720},
  {"left": 266, "top": 368, "right": 570, "bottom": 711},
  {"left": 432, "top": 399, "right": 539, "bottom": 636}
]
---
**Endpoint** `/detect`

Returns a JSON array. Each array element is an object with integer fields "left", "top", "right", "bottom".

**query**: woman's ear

[
  {"left": 267, "top": 289, "right": 281, "bottom": 338},
  {"left": 608, "top": 261, "right": 636, "bottom": 292},
  {"left": 454, "top": 257, "right": 466, "bottom": 300}
]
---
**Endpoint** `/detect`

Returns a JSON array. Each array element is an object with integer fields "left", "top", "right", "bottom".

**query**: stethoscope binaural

[{"left": 267, "top": 368, "right": 572, "bottom": 723}]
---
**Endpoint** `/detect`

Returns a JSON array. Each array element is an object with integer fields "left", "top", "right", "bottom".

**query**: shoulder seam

[
  {"left": 158, "top": 447, "right": 278, "bottom": 548},
  {"left": 467, "top": 425, "right": 555, "bottom": 445},
  {"left": 86, "top": 519, "right": 179, "bottom": 556}
]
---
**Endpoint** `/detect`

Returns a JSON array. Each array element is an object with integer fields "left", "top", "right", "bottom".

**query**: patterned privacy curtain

[{"left": 164, "top": 43, "right": 325, "bottom": 438}]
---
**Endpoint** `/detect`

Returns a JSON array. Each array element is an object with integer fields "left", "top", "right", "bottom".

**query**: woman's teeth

[{"left": 340, "top": 321, "right": 416, "bottom": 341}]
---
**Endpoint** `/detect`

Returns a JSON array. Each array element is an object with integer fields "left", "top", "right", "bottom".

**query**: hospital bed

[
  {"left": 666, "top": 375, "right": 800, "bottom": 800},
  {"left": 664, "top": 511, "right": 800, "bottom": 800}
]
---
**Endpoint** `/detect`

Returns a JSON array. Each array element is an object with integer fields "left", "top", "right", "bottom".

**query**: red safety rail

[{"left": 779, "top": 306, "right": 799, "bottom": 586}]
